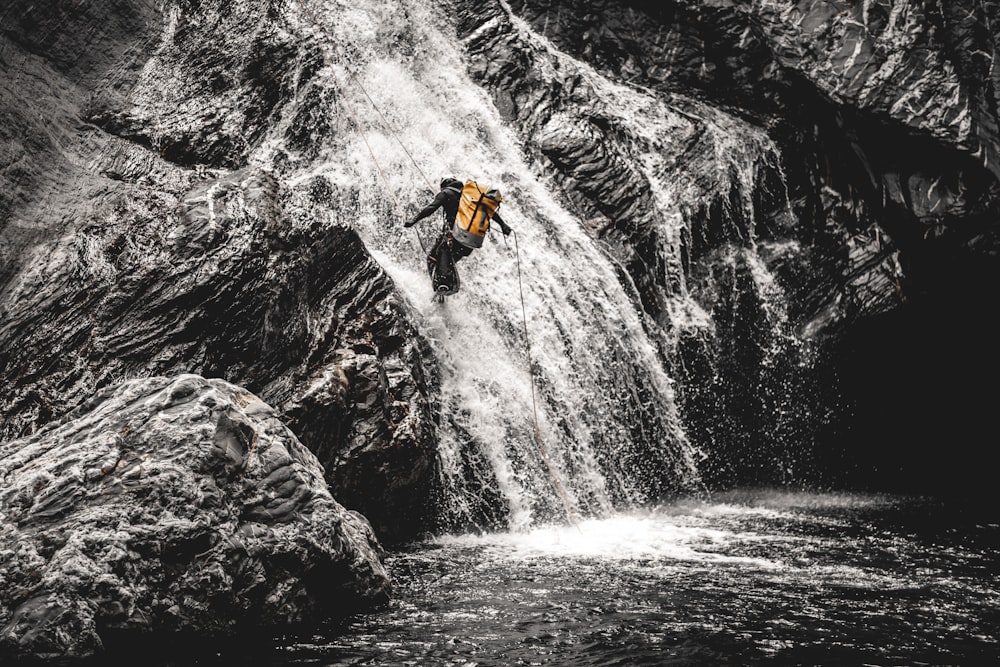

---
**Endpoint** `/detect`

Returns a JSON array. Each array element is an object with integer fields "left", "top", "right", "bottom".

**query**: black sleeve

[
  {"left": 411, "top": 191, "right": 448, "bottom": 224},
  {"left": 493, "top": 211, "right": 510, "bottom": 230}
]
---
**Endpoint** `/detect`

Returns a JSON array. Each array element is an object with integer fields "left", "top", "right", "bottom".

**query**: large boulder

[{"left": 0, "top": 374, "right": 390, "bottom": 662}]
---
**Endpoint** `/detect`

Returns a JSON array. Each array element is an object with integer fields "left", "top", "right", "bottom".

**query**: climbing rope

[
  {"left": 512, "top": 230, "right": 580, "bottom": 529},
  {"left": 296, "top": 0, "right": 428, "bottom": 254},
  {"left": 331, "top": 67, "right": 428, "bottom": 254},
  {"left": 343, "top": 65, "right": 436, "bottom": 191}
]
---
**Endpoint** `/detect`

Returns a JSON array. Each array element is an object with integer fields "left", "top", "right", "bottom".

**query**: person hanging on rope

[{"left": 404, "top": 177, "right": 512, "bottom": 296}]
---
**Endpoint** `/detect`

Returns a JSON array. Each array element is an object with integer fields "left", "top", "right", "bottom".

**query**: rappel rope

[
  {"left": 338, "top": 53, "right": 580, "bottom": 530},
  {"left": 296, "top": 0, "right": 429, "bottom": 255},
  {"left": 513, "top": 231, "right": 580, "bottom": 530},
  {"left": 343, "top": 65, "right": 436, "bottom": 192},
  {"left": 332, "top": 68, "right": 428, "bottom": 254}
]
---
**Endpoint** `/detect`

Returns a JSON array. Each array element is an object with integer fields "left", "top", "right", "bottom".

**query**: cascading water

[
  {"left": 255, "top": 0, "right": 707, "bottom": 531},
  {"left": 444, "top": 1, "right": 829, "bottom": 490}
]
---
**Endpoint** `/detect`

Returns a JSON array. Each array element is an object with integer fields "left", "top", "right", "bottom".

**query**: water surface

[{"left": 276, "top": 489, "right": 1000, "bottom": 665}]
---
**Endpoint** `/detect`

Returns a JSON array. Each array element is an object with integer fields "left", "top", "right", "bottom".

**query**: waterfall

[{"left": 252, "top": 0, "right": 706, "bottom": 531}]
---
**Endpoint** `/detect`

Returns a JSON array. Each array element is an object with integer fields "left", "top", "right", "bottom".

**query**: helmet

[{"left": 440, "top": 177, "right": 462, "bottom": 190}]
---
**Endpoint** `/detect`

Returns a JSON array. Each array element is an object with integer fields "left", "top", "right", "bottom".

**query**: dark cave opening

[{"left": 830, "top": 290, "right": 999, "bottom": 501}]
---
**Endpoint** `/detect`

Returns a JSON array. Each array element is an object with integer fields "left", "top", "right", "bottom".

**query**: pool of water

[
  {"left": 271, "top": 489, "right": 999, "bottom": 666},
  {"left": 131, "top": 489, "right": 997, "bottom": 666}
]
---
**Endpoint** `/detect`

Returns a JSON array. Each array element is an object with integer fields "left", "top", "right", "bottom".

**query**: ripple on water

[{"left": 277, "top": 490, "right": 1000, "bottom": 666}]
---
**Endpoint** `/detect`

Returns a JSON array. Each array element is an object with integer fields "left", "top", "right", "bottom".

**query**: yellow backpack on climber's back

[{"left": 451, "top": 180, "right": 502, "bottom": 249}]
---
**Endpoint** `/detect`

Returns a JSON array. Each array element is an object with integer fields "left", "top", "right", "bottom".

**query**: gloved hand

[
  {"left": 404, "top": 219, "right": 416, "bottom": 228},
  {"left": 500, "top": 223, "right": 512, "bottom": 236}
]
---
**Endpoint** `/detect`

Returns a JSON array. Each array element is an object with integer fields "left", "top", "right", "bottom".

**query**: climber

[{"left": 404, "top": 177, "right": 511, "bottom": 298}]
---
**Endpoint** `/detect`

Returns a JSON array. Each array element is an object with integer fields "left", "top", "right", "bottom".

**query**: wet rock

[
  {"left": 496, "top": 0, "right": 1000, "bottom": 330},
  {"left": 83, "top": 1, "right": 316, "bottom": 170},
  {"left": 451, "top": 0, "right": 1000, "bottom": 489},
  {"left": 0, "top": 374, "right": 390, "bottom": 663},
  {"left": 0, "top": 161, "right": 437, "bottom": 541},
  {"left": 3, "top": 0, "right": 998, "bottom": 532},
  {"left": 0, "top": 0, "right": 439, "bottom": 542}
]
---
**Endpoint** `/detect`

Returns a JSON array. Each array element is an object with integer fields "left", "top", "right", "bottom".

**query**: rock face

[
  {"left": 0, "top": 374, "right": 390, "bottom": 662},
  {"left": 0, "top": 0, "right": 438, "bottom": 543},
  {"left": 453, "top": 0, "right": 1000, "bottom": 492},
  {"left": 0, "top": 163, "right": 438, "bottom": 543}
]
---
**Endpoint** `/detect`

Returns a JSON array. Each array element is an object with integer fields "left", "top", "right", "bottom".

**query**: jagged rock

[
  {"left": 0, "top": 0, "right": 439, "bottom": 541},
  {"left": 0, "top": 160, "right": 438, "bottom": 541},
  {"left": 0, "top": 374, "right": 390, "bottom": 662},
  {"left": 81, "top": 0, "right": 317, "bottom": 170},
  {"left": 454, "top": 0, "right": 1000, "bottom": 490},
  {"left": 0, "top": 0, "right": 164, "bottom": 284},
  {"left": 499, "top": 0, "right": 1000, "bottom": 321}
]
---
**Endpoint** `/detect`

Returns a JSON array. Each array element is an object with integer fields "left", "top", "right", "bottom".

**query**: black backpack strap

[{"left": 469, "top": 190, "right": 487, "bottom": 228}]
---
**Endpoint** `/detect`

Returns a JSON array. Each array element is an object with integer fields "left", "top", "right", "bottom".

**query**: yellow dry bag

[{"left": 451, "top": 180, "right": 502, "bottom": 249}]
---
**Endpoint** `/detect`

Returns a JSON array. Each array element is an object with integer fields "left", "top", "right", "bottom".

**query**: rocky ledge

[{"left": 0, "top": 374, "right": 390, "bottom": 663}]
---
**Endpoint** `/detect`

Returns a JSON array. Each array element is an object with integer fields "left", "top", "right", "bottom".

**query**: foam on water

[
  {"left": 434, "top": 513, "right": 780, "bottom": 568},
  {"left": 430, "top": 490, "right": 907, "bottom": 577},
  {"left": 271, "top": 491, "right": 1000, "bottom": 665}
]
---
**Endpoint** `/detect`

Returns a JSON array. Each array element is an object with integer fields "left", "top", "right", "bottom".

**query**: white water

[
  {"left": 435, "top": 512, "right": 782, "bottom": 569},
  {"left": 260, "top": 491, "right": 1000, "bottom": 665},
  {"left": 429, "top": 491, "right": 907, "bottom": 582}
]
